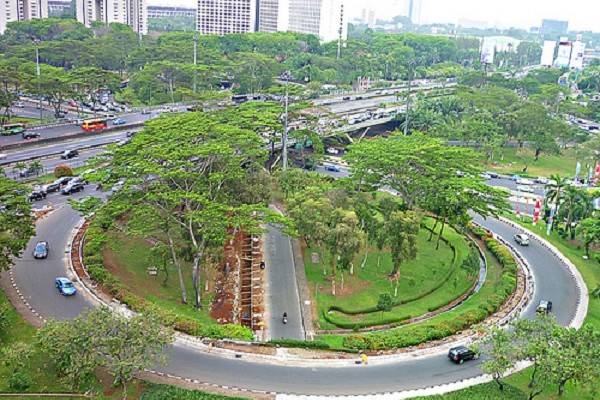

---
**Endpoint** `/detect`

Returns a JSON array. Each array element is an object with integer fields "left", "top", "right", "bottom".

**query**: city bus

[
  {"left": 81, "top": 118, "right": 108, "bottom": 132},
  {"left": 1, "top": 123, "right": 26, "bottom": 136}
]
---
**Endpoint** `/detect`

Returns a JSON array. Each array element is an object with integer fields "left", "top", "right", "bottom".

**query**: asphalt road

[
  {"left": 5, "top": 176, "right": 583, "bottom": 395},
  {"left": 0, "top": 112, "right": 152, "bottom": 148},
  {"left": 264, "top": 225, "right": 305, "bottom": 340}
]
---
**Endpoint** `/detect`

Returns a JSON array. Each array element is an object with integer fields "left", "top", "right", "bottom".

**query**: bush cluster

[
  {"left": 340, "top": 234, "right": 517, "bottom": 350},
  {"left": 269, "top": 339, "right": 331, "bottom": 350},
  {"left": 82, "top": 219, "right": 253, "bottom": 342}
]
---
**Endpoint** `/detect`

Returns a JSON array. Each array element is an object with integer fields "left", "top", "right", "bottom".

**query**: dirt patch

[{"left": 211, "top": 229, "right": 245, "bottom": 324}]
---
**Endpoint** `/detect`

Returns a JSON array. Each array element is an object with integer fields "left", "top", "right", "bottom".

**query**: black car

[
  {"left": 448, "top": 346, "right": 478, "bottom": 364},
  {"left": 342, "top": 96, "right": 351, "bottom": 101},
  {"left": 28, "top": 190, "right": 46, "bottom": 202},
  {"left": 61, "top": 181, "right": 85, "bottom": 195},
  {"left": 22, "top": 131, "right": 40, "bottom": 140},
  {"left": 61, "top": 149, "right": 79, "bottom": 160},
  {"left": 44, "top": 181, "right": 62, "bottom": 193},
  {"left": 54, "top": 176, "right": 73, "bottom": 186},
  {"left": 536, "top": 300, "right": 553, "bottom": 314},
  {"left": 32, "top": 241, "right": 49, "bottom": 259}
]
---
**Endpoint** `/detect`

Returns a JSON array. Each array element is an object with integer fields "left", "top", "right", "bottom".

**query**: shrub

[
  {"left": 269, "top": 339, "right": 331, "bottom": 350},
  {"left": 340, "top": 235, "right": 518, "bottom": 351},
  {"left": 53, "top": 164, "right": 73, "bottom": 178},
  {"left": 0, "top": 302, "right": 9, "bottom": 333},
  {"left": 8, "top": 371, "right": 31, "bottom": 391}
]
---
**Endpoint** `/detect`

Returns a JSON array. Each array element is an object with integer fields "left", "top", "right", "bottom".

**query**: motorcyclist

[{"left": 282, "top": 312, "right": 288, "bottom": 324}]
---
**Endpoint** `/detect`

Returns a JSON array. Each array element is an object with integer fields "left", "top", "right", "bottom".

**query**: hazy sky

[{"left": 150, "top": 0, "right": 600, "bottom": 31}]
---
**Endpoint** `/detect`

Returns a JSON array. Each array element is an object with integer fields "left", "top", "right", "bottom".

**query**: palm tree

[
  {"left": 544, "top": 174, "right": 568, "bottom": 230},
  {"left": 30, "top": 160, "right": 43, "bottom": 176},
  {"left": 577, "top": 218, "right": 600, "bottom": 259}
]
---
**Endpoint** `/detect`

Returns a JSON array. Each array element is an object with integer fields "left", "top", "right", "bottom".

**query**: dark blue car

[{"left": 55, "top": 277, "right": 77, "bottom": 296}]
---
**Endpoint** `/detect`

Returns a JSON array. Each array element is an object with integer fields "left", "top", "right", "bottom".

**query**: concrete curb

[{"left": 498, "top": 216, "right": 588, "bottom": 329}]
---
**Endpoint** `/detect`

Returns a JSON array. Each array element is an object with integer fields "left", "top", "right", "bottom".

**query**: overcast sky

[{"left": 150, "top": 0, "right": 600, "bottom": 32}]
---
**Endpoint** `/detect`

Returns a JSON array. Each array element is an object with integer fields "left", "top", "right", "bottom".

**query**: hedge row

[
  {"left": 140, "top": 384, "right": 247, "bottom": 400},
  {"left": 322, "top": 311, "right": 413, "bottom": 330},
  {"left": 269, "top": 339, "right": 331, "bottom": 350},
  {"left": 327, "top": 228, "right": 459, "bottom": 317},
  {"left": 339, "top": 234, "right": 517, "bottom": 350},
  {"left": 83, "top": 221, "right": 253, "bottom": 341}
]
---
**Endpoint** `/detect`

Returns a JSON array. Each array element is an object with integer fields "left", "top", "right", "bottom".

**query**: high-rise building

[
  {"left": 287, "top": 0, "right": 346, "bottom": 42},
  {"left": 76, "top": 0, "right": 147, "bottom": 34},
  {"left": 48, "top": 0, "right": 73, "bottom": 17},
  {"left": 197, "top": 0, "right": 258, "bottom": 35},
  {"left": 147, "top": 5, "right": 195, "bottom": 19},
  {"left": 196, "top": 0, "right": 346, "bottom": 43},
  {"left": 541, "top": 19, "right": 568, "bottom": 37},
  {"left": 1, "top": 0, "right": 48, "bottom": 34}
]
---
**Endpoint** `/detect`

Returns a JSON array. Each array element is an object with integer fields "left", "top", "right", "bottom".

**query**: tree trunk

[
  {"left": 429, "top": 217, "right": 439, "bottom": 241},
  {"left": 436, "top": 218, "right": 446, "bottom": 250},
  {"left": 494, "top": 376, "right": 504, "bottom": 391},
  {"left": 558, "top": 380, "right": 567, "bottom": 396},
  {"left": 192, "top": 253, "right": 203, "bottom": 309},
  {"left": 528, "top": 388, "right": 543, "bottom": 400},
  {"left": 121, "top": 380, "right": 128, "bottom": 400},
  {"left": 168, "top": 233, "right": 187, "bottom": 304},
  {"left": 528, "top": 363, "right": 538, "bottom": 388},
  {"left": 361, "top": 249, "right": 368, "bottom": 269}
]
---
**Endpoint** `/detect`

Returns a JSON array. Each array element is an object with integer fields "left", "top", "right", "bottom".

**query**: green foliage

[
  {"left": 0, "top": 302, "right": 9, "bottom": 333},
  {"left": 0, "top": 175, "right": 35, "bottom": 271},
  {"left": 377, "top": 293, "right": 393, "bottom": 312},
  {"left": 338, "top": 234, "right": 516, "bottom": 350},
  {"left": 68, "top": 196, "right": 103, "bottom": 217},
  {"left": 269, "top": 339, "right": 331, "bottom": 350},
  {"left": 53, "top": 164, "right": 73, "bottom": 178},
  {"left": 7, "top": 371, "right": 31, "bottom": 391},
  {"left": 140, "top": 384, "right": 247, "bottom": 400}
]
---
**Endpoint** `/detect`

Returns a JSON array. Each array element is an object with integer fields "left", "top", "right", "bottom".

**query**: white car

[
  {"left": 14, "top": 101, "right": 25, "bottom": 108},
  {"left": 516, "top": 178, "right": 535, "bottom": 185},
  {"left": 326, "top": 147, "right": 340, "bottom": 155},
  {"left": 516, "top": 185, "right": 535, "bottom": 193},
  {"left": 514, "top": 234, "right": 530, "bottom": 246},
  {"left": 534, "top": 177, "right": 549, "bottom": 184}
]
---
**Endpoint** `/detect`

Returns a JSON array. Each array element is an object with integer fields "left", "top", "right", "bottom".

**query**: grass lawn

[
  {"left": 103, "top": 230, "right": 216, "bottom": 325},
  {"left": 318, "top": 238, "right": 504, "bottom": 349},
  {"left": 306, "top": 222, "right": 474, "bottom": 330},
  {"left": 485, "top": 147, "right": 583, "bottom": 178}
]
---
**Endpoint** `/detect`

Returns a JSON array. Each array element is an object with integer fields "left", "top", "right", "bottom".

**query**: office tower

[
  {"left": 258, "top": 0, "right": 288, "bottom": 32},
  {"left": 287, "top": 0, "right": 346, "bottom": 42},
  {"left": 76, "top": 0, "right": 147, "bottom": 34},
  {"left": 197, "top": 0, "right": 258, "bottom": 35},
  {"left": 541, "top": 19, "right": 568, "bottom": 37}
]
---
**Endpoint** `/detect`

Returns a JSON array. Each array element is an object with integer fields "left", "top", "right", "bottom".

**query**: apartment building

[
  {"left": 147, "top": 5, "right": 195, "bottom": 19},
  {"left": 197, "top": 0, "right": 346, "bottom": 42},
  {"left": 1, "top": 0, "right": 48, "bottom": 33},
  {"left": 76, "top": 0, "right": 147, "bottom": 34}
]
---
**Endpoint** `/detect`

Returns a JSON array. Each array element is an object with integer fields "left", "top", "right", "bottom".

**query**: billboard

[
  {"left": 554, "top": 37, "right": 572, "bottom": 68},
  {"left": 541, "top": 41, "right": 556, "bottom": 66},
  {"left": 569, "top": 40, "right": 585, "bottom": 70},
  {"left": 480, "top": 39, "right": 495, "bottom": 64}
]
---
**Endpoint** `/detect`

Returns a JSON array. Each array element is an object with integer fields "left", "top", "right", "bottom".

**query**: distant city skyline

[{"left": 153, "top": 0, "right": 600, "bottom": 32}]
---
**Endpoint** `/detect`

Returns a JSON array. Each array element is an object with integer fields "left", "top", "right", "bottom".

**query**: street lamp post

[
  {"left": 34, "top": 41, "right": 42, "bottom": 122},
  {"left": 282, "top": 71, "right": 291, "bottom": 171},
  {"left": 193, "top": 32, "right": 199, "bottom": 94}
]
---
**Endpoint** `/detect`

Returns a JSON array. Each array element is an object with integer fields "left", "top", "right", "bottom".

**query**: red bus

[{"left": 81, "top": 118, "right": 108, "bottom": 132}]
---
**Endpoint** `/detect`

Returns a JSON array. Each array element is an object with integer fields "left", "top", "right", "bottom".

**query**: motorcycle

[{"left": 282, "top": 312, "right": 288, "bottom": 324}]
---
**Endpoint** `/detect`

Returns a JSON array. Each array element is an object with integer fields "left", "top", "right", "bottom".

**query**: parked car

[
  {"left": 61, "top": 181, "right": 85, "bottom": 195},
  {"left": 514, "top": 234, "right": 530, "bottom": 246},
  {"left": 28, "top": 190, "right": 46, "bottom": 202},
  {"left": 324, "top": 164, "right": 341, "bottom": 173},
  {"left": 14, "top": 101, "right": 25, "bottom": 108},
  {"left": 342, "top": 96, "right": 351, "bottom": 101},
  {"left": 485, "top": 171, "right": 499, "bottom": 178},
  {"left": 480, "top": 173, "right": 492, "bottom": 180},
  {"left": 112, "top": 118, "right": 126, "bottom": 125},
  {"left": 18, "top": 166, "right": 37, "bottom": 178},
  {"left": 536, "top": 300, "right": 553, "bottom": 314},
  {"left": 534, "top": 177, "right": 549, "bottom": 184},
  {"left": 448, "top": 346, "right": 478, "bottom": 364},
  {"left": 33, "top": 241, "right": 49, "bottom": 259},
  {"left": 516, "top": 178, "right": 535, "bottom": 186},
  {"left": 141, "top": 109, "right": 151, "bottom": 115},
  {"left": 22, "top": 131, "right": 40, "bottom": 140},
  {"left": 326, "top": 147, "right": 340, "bottom": 155},
  {"left": 61, "top": 149, "right": 79, "bottom": 160},
  {"left": 53, "top": 176, "right": 73, "bottom": 186},
  {"left": 55, "top": 277, "right": 77, "bottom": 296}
]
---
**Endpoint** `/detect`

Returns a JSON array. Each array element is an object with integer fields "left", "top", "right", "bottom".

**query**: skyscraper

[
  {"left": 197, "top": 0, "right": 258, "bottom": 35},
  {"left": 75, "top": 0, "right": 147, "bottom": 34},
  {"left": 1, "top": 0, "right": 48, "bottom": 34},
  {"left": 287, "top": 0, "right": 346, "bottom": 42}
]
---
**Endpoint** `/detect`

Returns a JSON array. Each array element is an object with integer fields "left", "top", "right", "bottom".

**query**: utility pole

[
  {"left": 336, "top": 4, "right": 344, "bottom": 60},
  {"left": 404, "top": 62, "right": 414, "bottom": 136},
  {"left": 193, "top": 32, "right": 199, "bottom": 94},
  {"left": 282, "top": 71, "right": 291, "bottom": 171},
  {"left": 35, "top": 41, "right": 42, "bottom": 122}
]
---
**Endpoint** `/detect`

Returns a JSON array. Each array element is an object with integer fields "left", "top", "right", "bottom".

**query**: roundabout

[{"left": 4, "top": 191, "right": 587, "bottom": 398}]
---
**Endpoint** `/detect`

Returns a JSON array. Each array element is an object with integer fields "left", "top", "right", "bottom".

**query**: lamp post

[
  {"left": 193, "top": 32, "right": 199, "bottom": 94},
  {"left": 281, "top": 71, "right": 291, "bottom": 171},
  {"left": 34, "top": 40, "right": 42, "bottom": 123}
]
